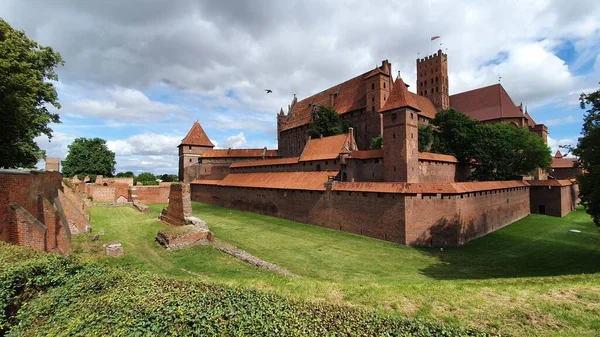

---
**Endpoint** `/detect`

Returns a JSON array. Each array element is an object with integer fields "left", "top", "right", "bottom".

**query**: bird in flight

[{"left": 265, "top": 89, "right": 272, "bottom": 93}]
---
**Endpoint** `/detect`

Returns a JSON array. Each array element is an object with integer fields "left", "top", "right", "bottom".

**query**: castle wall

[
  {"left": 418, "top": 160, "right": 470, "bottom": 183},
  {"left": 345, "top": 158, "right": 384, "bottom": 182},
  {"left": 191, "top": 182, "right": 532, "bottom": 246},
  {"left": 90, "top": 185, "right": 117, "bottom": 202},
  {"left": 551, "top": 167, "right": 582, "bottom": 180},
  {"left": 529, "top": 184, "right": 578, "bottom": 217}
]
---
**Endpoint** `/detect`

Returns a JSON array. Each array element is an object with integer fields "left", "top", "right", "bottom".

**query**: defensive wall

[
  {"left": 528, "top": 180, "right": 579, "bottom": 217},
  {"left": 191, "top": 177, "right": 533, "bottom": 247},
  {"left": 0, "top": 170, "right": 74, "bottom": 253}
]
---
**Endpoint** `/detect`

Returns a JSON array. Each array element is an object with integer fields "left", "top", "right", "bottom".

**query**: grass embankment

[
  {"left": 0, "top": 243, "right": 494, "bottom": 336},
  {"left": 72, "top": 203, "right": 600, "bottom": 337}
]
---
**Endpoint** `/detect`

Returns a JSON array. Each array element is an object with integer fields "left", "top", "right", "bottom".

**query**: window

[
  {"left": 436, "top": 87, "right": 439, "bottom": 92},
  {"left": 189, "top": 159, "right": 192, "bottom": 163},
  {"left": 372, "top": 96, "right": 375, "bottom": 102},
  {"left": 425, "top": 90, "right": 427, "bottom": 95},
  {"left": 316, "top": 164, "right": 321, "bottom": 171},
  {"left": 372, "top": 83, "right": 375, "bottom": 90},
  {"left": 391, "top": 112, "right": 397, "bottom": 122},
  {"left": 383, "top": 82, "right": 386, "bottom": 88},
  {"left": 393, "top": 133, "right": 396, "bottom": 139},
  {"left": 188, "top": 146, "right": 191, "bottom": 150},
  {"left": 384, "top": 95, "right": 386, "bottom": 101}
]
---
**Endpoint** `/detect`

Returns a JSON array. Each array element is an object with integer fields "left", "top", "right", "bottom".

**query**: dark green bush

[{"left": 0, "top": 243, "right": 503, "bottom": 336}]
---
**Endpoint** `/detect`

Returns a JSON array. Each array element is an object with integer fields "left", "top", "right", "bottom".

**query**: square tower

[
  {"left": 416, "top": 49, "right": 449, "bottom": 111},
  {"left": 178, "top": 121, "right": 215, "bottom": 181},
  {"left": 380, "top": 77, "right": 420, "bottom": 183}
]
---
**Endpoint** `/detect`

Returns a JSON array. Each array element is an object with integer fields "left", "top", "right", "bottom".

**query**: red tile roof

[
  {"left": 192, "top": 171, "right": 338, "bottom": 191},
  {"left": 180, "top": 121, "right": 215, "bottom": 147},
  {"left": 331, "top": 180, "right": 528, "bottom": 194},
  {"left": 526, "top": 179, "right": 574, "bottom": 187},
  {"left": 281, "top": 64, "right": 391, "bottom": 131},
  {"left": 381, "top": 78, "right": 420, "bottom": 113},
  {"left": 554, "top": 150, "right": 563, "bottom": 158},
  {"left": 552, "top": 157, "right": 577, "bottom": 169},
  {"left": 201, "top": 149, "right": 279, "bottom": 159},
  {"left": 450, "top": 84, "right": 525, "bottom": 122},
  {"left": 418, "top": 152, "right": 459, "bottom": 163},
  {"left": 524, "top": 111, "right": 537, "bottom": 127},
  {"left": 229, "top": 157, "right": 300, "bottom": 168},
  {"left": 348, "top": 149, "right": 384, "bottom": 159},
  {"left": 411, "top": 93, "right": 438, "bottom": 119},
  {"left": 348, "top": 150, "right": 458, "bottom": 163},
  {"left": 299, "top": 133, "right": 356, "bottom": 161}
]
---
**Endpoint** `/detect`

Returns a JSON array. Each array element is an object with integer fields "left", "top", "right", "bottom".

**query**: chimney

[
  {"left": 348, "top": 127, "right": 354, "bottom": 141},
  {"left": 262, "top": 146, "right": 267, "bottom": 159}
]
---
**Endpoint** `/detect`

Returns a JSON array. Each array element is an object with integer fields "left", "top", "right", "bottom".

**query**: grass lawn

[{"left": 74, "top": 203, "right": 600, "bottom": 337}]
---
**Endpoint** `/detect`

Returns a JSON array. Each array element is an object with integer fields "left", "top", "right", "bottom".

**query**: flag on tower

[{"left": 431, "top": 36, "right": 440, "bottom": 41}]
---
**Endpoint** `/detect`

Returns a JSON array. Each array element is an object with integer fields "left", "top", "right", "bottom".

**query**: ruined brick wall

[
  {"left": 418, "top": 160, "right": 470, "bottom": 183},
  {"left": 160, "top": 184, "right": 191, "bottom": 226},
  {"left": 133, "top": 185, "right": 170, "bottom": 204},
  {"left": 89, "top": 185, "right": 117, "bottom": 202},
  {"left": 58, "top": 189, "right": 91, "bottom": 234},
  {"left": 0, "top": 170, "right": 71, "bottom": 253}
]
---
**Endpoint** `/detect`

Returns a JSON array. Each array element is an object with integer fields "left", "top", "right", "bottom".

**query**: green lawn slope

[{"left": 64, "top": 203, "right": 600, "bottom": 337}]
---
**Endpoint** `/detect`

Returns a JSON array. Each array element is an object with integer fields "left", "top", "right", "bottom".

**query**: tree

[
  {"left": 115, "top": 171, "right": 135, "bottom": 178},
  {"left": 572, "top": 87, "right": 600, "bottom": 225},
  {"left": 418, "top": 124, "right": 433, "bottom": 152},
  {"left": 136, "top": 172, "right": 157, "bottom": 184},
  {"left": 431, "top": 109, "right": 479, "bottom": 161},
  {"left": 370, "top": 136, "right": 383, "bottom": 149},
  {"left": 62, "top": 138, "right": 116, "bottom": 177},
  {"left": 308, "top": 106, "right": 353, "bottom": 138},
  {"left": 430, "top": 109, "right": 551, "bottom": 181},
  {"left": 467, "top": 123, "right": 551, "bottom": 181},
  {"left": 0, "top": 19, "right": 64, "bottom": 168},
  {"left": 159, "top": 174, "right": 178, "bottom": 182}
]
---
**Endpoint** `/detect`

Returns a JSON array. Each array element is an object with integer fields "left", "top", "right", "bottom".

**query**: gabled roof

[
  {"left": 554, "top": 150, "right": 563, "bottom": 158},
  {"left": 411, "top": 93, "right": 438, "bottom": 119},
  {"left": 281, "top": 63, "right": 391, "bottom": 131},
  {"left": 449, "top": 84, "right": 525, "bottom": 122},
  {"left": 524, "top": 111, "right": 537, "bottom": 127},
  {"left": 180, "top": 121, "right": 214, "bottom": 147},
  {"left": 552, "top": 157, "right": 577, "bottom": 169},
  {"left": 331, "top": 180, "right": 528, "bottom": 194},
  {"left": 192, "top": 171, "right": 338, "bottom": 191},
  {"left": 299, "top": 133, "right": 357, "bottom": 162},
  {"left": 230, "top": 157, "right": 300, "bottom": 168},
  {"left": 381, "top": 77, "right": 420, "bottom": 113},
  {"left": 201, "top": 149, "right": 279, "bottom": 159}
]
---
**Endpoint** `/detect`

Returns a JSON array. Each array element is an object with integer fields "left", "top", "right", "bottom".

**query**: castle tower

[
  {"left": 364, "top": 60, "right": 393, "bottom": 142},
  {"left": 178, "top": 121, "right": 215, "bottom": 182},
  {"left": 380, "top": 76, "right": 420, "bottom": 182},
  {"left": 416, "top": 49, "right": 449, "bottom": 111},
  {"left": 277, "top": 107, "right": 286, "bottom": 143}
]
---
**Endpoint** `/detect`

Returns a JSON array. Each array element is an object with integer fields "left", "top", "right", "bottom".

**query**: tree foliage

[
  {"left": 115, "top": 171, "right": 135, "bottom": 178},
  {"left": 431, "top": 109, "right": 551, "bottom": 181},
  {"left": 573, "top": 87, "right": 600, "bottom": 225},
  {"left": 308, "top": 106, "right": 353, "bottom": 138},
  {"left": 418, "top": 124, "right": 434, "bottom": 152},
  {"left": 159, "top": 174, "right": 178, "bottom": 182},
  {"left": 136, "top": 172, "right": 157, "bottom": 185},
  {"left": 370, "top": 136, "right": 383, "bottom": 149},
  {"left": 0, "top": 19, "right": 64, "bottom": 168},
  {"left": 62, "top": 138, "right": 116, "bottom": 178}
]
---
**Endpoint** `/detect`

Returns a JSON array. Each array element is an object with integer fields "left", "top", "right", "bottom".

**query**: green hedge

[{"left": 0, "top": 243, "right": 503, "bottom": 336}]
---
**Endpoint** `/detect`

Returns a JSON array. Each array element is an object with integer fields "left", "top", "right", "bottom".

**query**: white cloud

[
  {"left": 219, "top": 132, "right": 247, "bottom": 149},
  {"left": 543, "top": 115, "right": 580, "bottom": 126},
  {"left": 64, "top": 87, "right": 188, "bottom": 122},
  {"left": 547, "top": 135, "right": 578, "bottom": 157},
  {"left": 35, "top": 131, "right": 77, "bottom": 159},
  {"left": 106, "top": 133, "right": 181, "bottom": 156}
]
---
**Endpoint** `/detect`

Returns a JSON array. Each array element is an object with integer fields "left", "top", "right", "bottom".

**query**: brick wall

[
  {"left": 58, "top": 189, "right": 91, "bottom": 234},
  {"left": 530, "top": 184, "right": 579, "bottom": 217},
  {"left": 133, "top": 185, "right": 170, "bottom": 204},
  {"left": 418, "top": 160, "right": 470, "bottom": 183},
  {"left": 0, "top": 170, "right": 71, "bottom": 253},
  {"left": 90, "top": 185, "right": 117, "bottom": 202},
  {"left": 191, "top": 182, "right": 531, "bottom": 246},
  {"left": 551, "top": 167, "right": 583, "bottom": 180}
]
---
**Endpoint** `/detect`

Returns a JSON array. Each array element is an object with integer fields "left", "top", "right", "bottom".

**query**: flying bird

[{"left": 265, "top": 89, "right": 272, "bottom": 93}]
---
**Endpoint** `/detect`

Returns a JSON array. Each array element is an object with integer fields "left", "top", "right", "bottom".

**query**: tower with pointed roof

[
  {"left": 178, "top": 121, "right": 215, "bottom": 182},
  {"left": 417, "top": 49, "right": 449, "bottom": 111},
  {"left": 380, "top": 76, "right": 419, "bottom": 182}
]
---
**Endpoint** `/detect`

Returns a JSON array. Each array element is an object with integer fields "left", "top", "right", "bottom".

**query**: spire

[
  {"left": 554, "top": 150, "right": 563, "bottom": 158},
  {"left": 397, "top": 70, "right": 401, "bottom": 80},
  {"left": 180, "top": 121, "right": 215, "bottom": 147}
]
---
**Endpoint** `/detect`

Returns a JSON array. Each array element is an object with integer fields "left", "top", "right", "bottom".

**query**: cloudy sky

[{"left": 2, "top": 0, "right": 599, "bottom": 174}]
